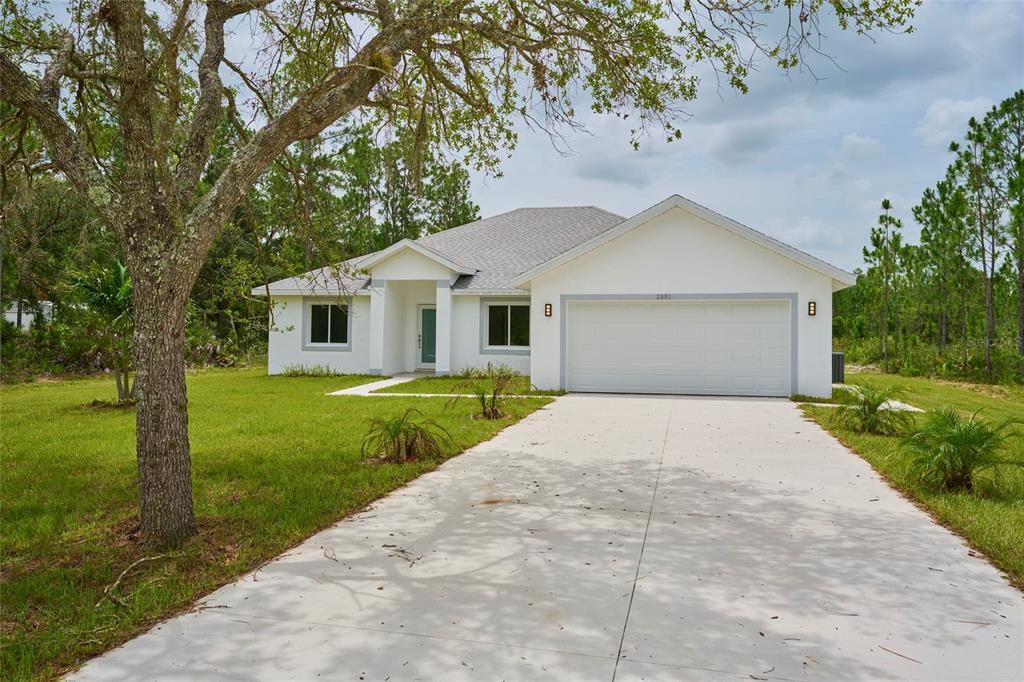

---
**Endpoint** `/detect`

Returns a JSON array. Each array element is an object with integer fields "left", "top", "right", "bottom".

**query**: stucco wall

[
  {"left": 451, "top": 295, "right": 532, "bottom": 375},
  {"left": 267, "top": 290, "right": 532, "bottom": 377},
  {"left": 371, "top": 248, "right": 454, "bottom": 280},
  {"left": 528, "top": 206, "right": 834, "bottom": 396},
  {"left": 267, "top": 295, "right": 371, "bottom": 374}
]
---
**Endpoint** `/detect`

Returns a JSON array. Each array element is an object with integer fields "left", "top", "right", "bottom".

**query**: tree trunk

[
  {"left": 132, "top": 279, "right": 195, "bottom": 547},
  {"left": 1018, "top": 249, "right": 1024, "bottom": 381},
  {"left": 984, "top": 250, "right": 995, "bottom": 379}
]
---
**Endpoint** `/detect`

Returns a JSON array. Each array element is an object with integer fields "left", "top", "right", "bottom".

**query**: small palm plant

[
  {"left": 901, "top": 408, "right": 1020, "bottom": 493},
  {"left": 361, "top": 409, "right": 451, "bottom": 463},
  {"left": 71, "top": 260, "right": 135, "bottom": 403},
  {"left": 830, "top": 382, "right": 914, "bottom": 435},
  {"left": 448, "top": 363, "right": 521, "bottom": 419}
]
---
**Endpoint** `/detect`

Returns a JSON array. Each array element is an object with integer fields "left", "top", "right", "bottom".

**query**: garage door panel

[{"left": 566, "top": 299, "right": 791, "bottom": 397}]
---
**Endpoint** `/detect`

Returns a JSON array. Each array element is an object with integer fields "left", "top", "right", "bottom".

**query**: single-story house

[{"left": 255, "top": 194, "right": 854, "bottom": 397}]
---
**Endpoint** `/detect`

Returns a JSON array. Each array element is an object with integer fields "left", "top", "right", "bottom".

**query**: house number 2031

[{"left": 655, "top": 293, "right": 672, "bottom": 300}]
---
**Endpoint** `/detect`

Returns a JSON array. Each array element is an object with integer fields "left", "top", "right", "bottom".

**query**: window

[
  {"left": 309, "top": 303, "right": 348, "bottom": 345},
  {"left": 487, "top": 304, "right": 529, "bottom": 348}
]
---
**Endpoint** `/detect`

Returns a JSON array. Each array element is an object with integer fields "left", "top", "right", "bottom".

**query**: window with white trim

[
  {"left": 308, "top": 303, "right": 348, "bottom": 345},
  {"left": 486, "top": 303, "right": 529, "bottom": 348}
]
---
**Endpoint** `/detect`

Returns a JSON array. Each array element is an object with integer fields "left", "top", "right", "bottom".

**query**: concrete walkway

[
  {"left": 328, "top": 373, "right": 419, "bottom": 395},
  {"left": 328, "top": 373, "right": 541, "bottom": 398},
  {"left": 73, "top": 396, "right": 1022, "bottom": 681}
]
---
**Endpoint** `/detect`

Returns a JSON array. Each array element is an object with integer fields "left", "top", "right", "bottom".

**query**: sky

[{"left": 467, "top": 0, "right": 1024, "bottom": 272}]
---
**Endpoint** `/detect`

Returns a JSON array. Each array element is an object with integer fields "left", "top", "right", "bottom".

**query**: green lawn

[
  {"left": 0, "top": 368, "right": 550, "bottom": 680},
  {"left": 373, "top": 374, "right": 565, "bottom": 396},
  {"left": 803, "top": 373, "right": 1024, "bottom": 587}
]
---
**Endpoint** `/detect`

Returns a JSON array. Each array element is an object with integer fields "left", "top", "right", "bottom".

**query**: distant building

[{"left": 3, "top": 301, "right": 54, "bottom": 330}]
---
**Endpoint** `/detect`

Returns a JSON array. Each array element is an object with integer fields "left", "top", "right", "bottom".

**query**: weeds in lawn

[
  {"left": 361, "top": 408, "right": 451, "bottom": 462},
  {"left": 448, "top": 363, "right": 521, "bottom": 419},
  {"left": 901, "top": 408, "right": 1021, "bottom": 493},
  {"left": 831, "top": 382, "right": 914, "bottom": 435},
  {"left": 83, "top": 397, "right": 136, "bottom": 409},
  {"left": 280, "top": 364, "right": 341, "bottom": 377}
]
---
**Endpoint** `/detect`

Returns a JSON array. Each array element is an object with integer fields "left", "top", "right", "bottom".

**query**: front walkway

[
  {"left": 329, "top": 373, "right": 421, "bottom": 395},
  {"left": 328, "top": 373, "right": 539, "bottom": 398},
  {"left": 73, "top": 396, "right": 1022, "bottom": 680}
]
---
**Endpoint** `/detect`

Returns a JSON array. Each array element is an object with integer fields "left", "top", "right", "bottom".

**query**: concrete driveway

[{"left": 74, "top": 396, "right": 1023, "bottom": 681}]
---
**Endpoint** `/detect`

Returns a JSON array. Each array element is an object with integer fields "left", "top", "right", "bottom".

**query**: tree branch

[{"left": 0, "top": 52, "right": 122, "bottom": 233}]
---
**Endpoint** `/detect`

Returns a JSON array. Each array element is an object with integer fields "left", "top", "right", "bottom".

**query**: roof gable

[
  {"left": 356, "top": 238, "right": 475, "bottom": 275},
  {"left": 511, "top": 195, "right": 855, "bottom": 289}
]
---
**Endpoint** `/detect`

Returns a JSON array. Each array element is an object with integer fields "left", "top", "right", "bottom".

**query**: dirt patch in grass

[
  {"left": 81, "top": 398, "right": 136, "bottom": 410},
  {"left": 928, "top": 378, "right": 1014, "bottom": 400}
]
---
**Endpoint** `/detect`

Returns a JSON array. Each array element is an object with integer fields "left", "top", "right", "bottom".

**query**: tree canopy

[{"left": 1, "top": 0, "right": 920, "bottom": 547}]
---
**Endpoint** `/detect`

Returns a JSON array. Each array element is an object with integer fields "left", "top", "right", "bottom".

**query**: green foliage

[
  {"left": 372, "top": 374, "right": 564, "bottom": 396},
  {"left": 0, "top": 368, "right": 550, "bottom": 678},
  {"left": 361, "top": 408, "right": 452, "bottom": 462},
  {"left": 280, "top": 364, "right": 346, "bottom": 377},
  {"left": 70, "top": 260, "right": 134, "bottom": 401},
  {"left": 831, "top": 382, "right": 914, "bottom": 435},
  {"left": 836, "top": 90, "right": 1024, "bottom": 384},
  {"left": 448, "top": 364, "right": 523, "bottom": 419},
  {"left": 802, "top": 372, "right": 1024, "bottom": 588},
  {"left": 902, "top": 408, "right": 1021, "bottom": 493}
]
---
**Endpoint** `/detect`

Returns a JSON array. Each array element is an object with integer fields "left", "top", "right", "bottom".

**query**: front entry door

[{"left": 419, "top": 306, "right": 436, "bottom": 367}]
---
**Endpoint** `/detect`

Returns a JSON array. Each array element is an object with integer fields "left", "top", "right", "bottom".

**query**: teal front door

[{"left": 420, "top": 307, "right": 436, "bottom": 365}]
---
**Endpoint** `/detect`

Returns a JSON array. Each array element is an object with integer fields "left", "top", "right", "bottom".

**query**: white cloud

[
  {"left": 764, "top": 217, "right": 844, "bottom": 250},
  {"left": 472, "top": 1, "right": 1023, "bottom": 271},
  {"left": 839, "top": 133, "right": 883, "bottom": 159},
  {"left": 914, "top": 97, "right": 994, "bottom": 147}
]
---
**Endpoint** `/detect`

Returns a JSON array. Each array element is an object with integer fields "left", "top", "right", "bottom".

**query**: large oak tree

[{"left": 0, "top": 0, "right": 918, "bottom": 547}]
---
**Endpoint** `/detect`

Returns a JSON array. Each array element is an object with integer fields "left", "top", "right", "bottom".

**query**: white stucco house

[{"left": 255, "top": 194, "right": 854, "bottom": 397}]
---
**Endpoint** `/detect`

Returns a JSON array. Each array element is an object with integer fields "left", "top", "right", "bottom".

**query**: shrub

[
  {"left": 449, "top": 363, "right": 521, "bottom": 419},
  {"left": 901, "top": 408, "right": 1020, "bottom": 493},
  {"left": 280, "top": 364, "right": 341, "bottom": 377},
  {"left": 830, "top": 382, "right": 914, "bottom": 435},
  {"left": 361, "top": 408, "right": 451, "bottom": 462}
]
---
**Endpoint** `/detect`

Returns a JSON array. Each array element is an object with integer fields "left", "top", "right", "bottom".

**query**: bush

[
  {"left": 831, "top": 382, "right": 915, "bottom": 435},
  {"left": 361, "top": 408, "right": 451, "bottom": 462},
  {"left": 449, "top": 363, "right": 522, "bottom": 419},
  {"left": 280, "top": 364, "right": 342, "bottom": 377},
  {"left": 901, "top": 408, "right": 1020, "bottom": 493}
]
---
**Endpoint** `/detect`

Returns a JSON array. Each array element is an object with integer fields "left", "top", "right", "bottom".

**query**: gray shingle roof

[{"left": 256, "top": 206, "right": 624, "bottom": 295}]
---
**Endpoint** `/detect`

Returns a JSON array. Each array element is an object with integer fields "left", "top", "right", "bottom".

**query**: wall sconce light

[
  {"left": 808, "top": 301, "right": 817, "bottom": 317},
  {"left": 544, "top": 303, "right": 553, "bottom": 317}
]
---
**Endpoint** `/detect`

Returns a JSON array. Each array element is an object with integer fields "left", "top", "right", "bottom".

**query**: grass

[
  {"left": 790, "top": 387, "right": 849, "bottom": 404},
  {"left": 372, "top": 374, "right": 565, "bottom": 396},
  {"left": 803, "top": 373, "right": 1024, "bottom": 586},
  {"left": 0, "top": 367, "right": 550, "bottom": 680}
]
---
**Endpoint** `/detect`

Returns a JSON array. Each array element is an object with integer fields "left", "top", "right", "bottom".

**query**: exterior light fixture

[
  {"left": 544, "top": 303, "right": 553, "bottom": 317},
  {"left": 808, "top": 301, "right": 817, "bottom": 317}
]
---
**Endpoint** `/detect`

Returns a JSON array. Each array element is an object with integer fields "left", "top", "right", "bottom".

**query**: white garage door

[{"left": 566, "top": 299, "right": 791, "bottom": 396}]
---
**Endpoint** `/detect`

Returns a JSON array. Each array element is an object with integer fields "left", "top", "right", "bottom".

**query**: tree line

[
  {"left": 835, "top": 90, "right": 1023, "bottom": 383},
  {"left": 1, "top": 122, "right": 479, "bottom": 379},
  {"left": 1, "top": 0, "right": 917, "bottom": 547}
]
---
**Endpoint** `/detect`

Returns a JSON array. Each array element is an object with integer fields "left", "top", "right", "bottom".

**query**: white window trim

[
  {"left": 482, "top": 301, "right": 530, "bottom": 353},
  {"left": 302, "top": 298, "right": 352, "bottom": 351}
]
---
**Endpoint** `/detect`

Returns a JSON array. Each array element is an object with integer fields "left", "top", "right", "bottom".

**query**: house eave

[{"left": 251, "top": 287, "right": 371, "bottom": 297}]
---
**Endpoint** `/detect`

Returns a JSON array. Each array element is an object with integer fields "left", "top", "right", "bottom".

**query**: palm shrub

[
  {"left": 448, "top": 363, "right": 521, "bottom": 419},
  {"left": 361, "top": 408, "right": 451, "bottom": 463},
  {"left": 830, "top": 382, "right": 914, "bottom": 435},
  {"left": 901, "top": 408, "right": 1020, "bottom": 493},
  {"left": 70, "top": 260, "right": 134, "bottom": 402}
]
